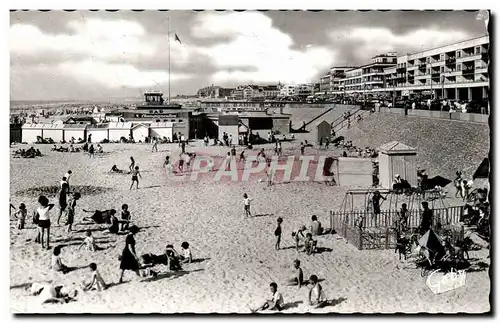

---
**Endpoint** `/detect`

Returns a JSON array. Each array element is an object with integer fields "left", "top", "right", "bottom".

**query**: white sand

[{"left": 9, "top": 141, "right": 490, "bottom": 313}]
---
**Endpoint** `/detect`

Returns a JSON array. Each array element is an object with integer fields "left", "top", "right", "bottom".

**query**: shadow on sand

[
  {"left": 191, "top": 257, "right": 211, "bottom": 264},
  {"left": 253, "top": 213, "right": 275, "bottom": 218},
  {"left": 282, "top": 300, "right": 303, "bottom": 310},
  {"left": 141, "top": 268, "right": 205, "bottom": 283}
]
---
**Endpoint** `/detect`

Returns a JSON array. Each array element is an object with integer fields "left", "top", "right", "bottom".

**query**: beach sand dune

[{"left": 9, "top": 142, "right": 490, "bottom": 313}]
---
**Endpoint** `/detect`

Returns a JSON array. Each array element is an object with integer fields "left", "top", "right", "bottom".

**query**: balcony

[
  {"left": 445, "top": 57, "right": 456, "bottom": 64},
  {"left": 481, "top": 52, "right": 489, "bottom": 60}
]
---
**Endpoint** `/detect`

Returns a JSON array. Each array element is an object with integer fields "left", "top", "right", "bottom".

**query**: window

[
  {"left": 457, "top": 64, "right": 462, "bottom": 71},
  {"left": 457, "top": 51, "right": 461, "bottom": 58},
  {"left": 475, "top": 46, "right": 480, "bottom": 55},
  {"left": 440, "top": 54, "right": 444, "bottom": 61},
  {"left": 441, "top": 66, "right": 444, "bottom": 73},
  {"left": 383, "top": 58, "right": 387, "bottom": 63}
]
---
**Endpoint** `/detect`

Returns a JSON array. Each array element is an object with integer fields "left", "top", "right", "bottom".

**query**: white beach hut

[
  {"left": 87, "top": 124, "right": 110, "bottom": 143},
  {"left": 377, "top": 141, "right": 418, "bottom": 189},
  {"left": 21, "top": 123, "right": 44, "bottom": 143},
  {"left": 42, "top": 123, "right": 65, "bottom": 143},
  {"left": 108, "top": 122, "right": 133, "bottom": 142},
  {"left": 150, "top": 122, "right": 174, "bottom": 141},
  {"left": 131, "top": 124, "right": 149, "bottom": 142},
  {"left": 63, "top": 124, "right": 87, "bottom": 142}
]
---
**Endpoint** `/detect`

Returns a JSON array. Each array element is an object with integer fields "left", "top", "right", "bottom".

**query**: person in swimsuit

[
  {"left": 308, "top": 275, "right": 327, "bottom": 308},
  {"left": 129, "top": 157, "right": 135, "bottom": 173},
  {"left": 251, "top": 282, "right": 285, "bottom": 312},
  {"left": 286, "top": 259, "right": 304, "bottom": 288},
  {"left": 274, "top": 217, "right": 283, "bottom": 250},
  {"left": 65, "top": 192, "right": 80, "bottom": 232},
  {"left": 109, "top": 165, "right": 124, "bottom": 173},
  {"left": 83, "top": 263, "right": 107, "bottom": 291},
  {"left": 57, "top": 177, "right": 70, "bottom": 225},
  {"left": 13, "top": 203, "right": 27, "bottom": 230},
  {"left": 129, "top": 166, "right": 142, "bottom": 190},
  {"left": 35, "top": 195, "right": 55, "bottom": 249},
  {"left": 120, "top": 204, "right": 131, "bottom": 231},
  {"left": 243, "top": 193, "right": 252, "bottom": 217}
]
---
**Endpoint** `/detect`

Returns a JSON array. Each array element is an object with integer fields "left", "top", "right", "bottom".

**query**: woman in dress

[{"left": 118, "top": 225, "right": 141, "bottom": 283}]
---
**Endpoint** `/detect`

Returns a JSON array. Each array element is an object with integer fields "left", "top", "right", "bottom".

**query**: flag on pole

[{"left": 174, "top": 33, "right": 182, "bottom": 44}]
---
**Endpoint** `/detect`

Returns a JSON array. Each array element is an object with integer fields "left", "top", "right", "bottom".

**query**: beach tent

[
  {"left": 150, "top": 122, "right": 174, "bottom": 141},
  {"left": 131, "top": 124, "right": 149, "bottom": 142},
  {"left": 418, "top": 229, "right": 445, "bottom": 255},
  {"left": 108, "top": 122, "right": 132, "bottom": 141},
  {"left": 473, "top": 158, "right": 490, "bottom": 179}
]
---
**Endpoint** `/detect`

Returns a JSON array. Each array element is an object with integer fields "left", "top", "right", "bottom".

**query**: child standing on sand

[
  {"left": 13, "top": 203, "right": 27, "bottom": 229},
  {"left": 274, "top": 217, "right": 283, "bottom": 250},
  {"left": 243, "top": 193, "right": 252, "bottom": 217},
  {"left": 129, "top": 166, "right": 142, "bottom": 190},
  {"left": 65, "top": 192, "right": 80, "bottom": 232}
]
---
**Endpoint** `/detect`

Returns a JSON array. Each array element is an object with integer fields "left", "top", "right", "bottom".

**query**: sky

[{"left": 10, "top": 10, "right": 487, "bottom": 101}]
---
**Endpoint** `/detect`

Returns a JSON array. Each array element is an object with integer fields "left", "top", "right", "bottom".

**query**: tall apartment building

[
  {"left": 329, "top": 67, "right": 353, "bottom": 93},
  {"left": 279, "top": 84, "right": 314, "bottom": 97},
  {"left": 338, "top": 53, "right": 397, "bottom": 94},
  {"left": 384, "top": 35, "right": 489, "bottom": 101},
  {"left": 319, "top": 74, "right": 330, "bottom": 93}
]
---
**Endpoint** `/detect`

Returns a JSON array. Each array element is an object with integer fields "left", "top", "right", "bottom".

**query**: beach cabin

[
  {"left": 312, "top": 120, "right": 332, "bottom": 144},
  {"left": 87, "top": 124, "right": 110, "bottom": 143},
  {"left": 377, "top": 141, "right": 418, "bottom": 189},
  {"left": 42, "top": 123, "right": 65, "bottom": 143},
  {"left": 150, "top": 122, "right": 174, "bottom": 141},
  {"left": 131, "top": 124, "right": 149, "bottom": 142},
  {"left": 108, "top": 122, "right": 132, "bottom": 142},
  {"left": 21, "top": 123, "right": 44, "bottom": 143},
  {"left": 63, "top": 124, "right": 87, "bottom": 142},
  {"left": 218, "top": 115, "right": 239, "bottom": 143}
]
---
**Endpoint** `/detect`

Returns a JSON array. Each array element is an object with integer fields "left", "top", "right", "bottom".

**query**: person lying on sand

[
  {"left": 78, "top": 230, "right": 98, "bottom": 252},
  {"left": 82, "top": 263, "right": 107, "bottom": 291},
  {"left": 286, "top": 259, "right": 304, "bottom": 288},
  {"left": 30, "top": 282, "right": 78, "bottom": 304},
  {"left": 250, "top": 282, "right": 285, "bottom": 313},
  {"left": 109, "top": 165, "right": 124, "bottom": 173},
  {"left": 82, "top": 209, "right": 117, "bottom": 224},
  {"left": 308, "top": 275, "right": 328, "bottom": 308}
]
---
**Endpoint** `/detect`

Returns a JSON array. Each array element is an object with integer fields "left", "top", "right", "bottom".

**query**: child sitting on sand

[
  {"left": 51, "top": 246, "right": 71, "bottom": 274},
  {"left": 13, "top": 203, "right": 27, "bottom": 229},
  {"left": 120, "top": 204, "right": 131, "bottom": 231},
  {"left": 165, "top": 244, "right": 182, "bottom": 271},
  {"left": 308, "top": 275, "right": 327, "bottom": 308},
  {"left": 243, "top": 193, "right": 252, "bottom": 217},
  {"left": 286, "top": 259, "right": 304, "bottom": 288},
  {"left": 78, "top": 230, "right": 97, "bottom": 252},
  {"left": 303, "top": 233, "right": 316, "bottom": 255},
  {"left": 180, "top": 241, "right": 192, "bottom": 264},
  {"left": 109, "top": 165, "right": 124, "bottom": 173},
  {"left": 82, "top": 263, "right": 107, "bottom": 292},
  {"left": 274, "top": 217, "right": 283, "bottom": 250},
  {"left": 250, "top": 282, "right": 285, "bottom": 313}
]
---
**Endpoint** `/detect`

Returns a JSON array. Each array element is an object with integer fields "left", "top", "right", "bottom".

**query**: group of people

[{"left": 12, "top": 147, "right": 42, "bottom": 158}]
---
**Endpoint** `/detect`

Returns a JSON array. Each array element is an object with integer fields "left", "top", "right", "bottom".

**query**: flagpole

[{"left": 168, "top": 16, "right": 171, "bottom": 104}]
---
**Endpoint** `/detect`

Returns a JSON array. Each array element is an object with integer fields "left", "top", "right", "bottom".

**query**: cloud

[
  {"left": 58, "top": 60, "right": 192, "bottom": 88},
  {"left": 329, "top": 27, "right": 472, "bottom": 60},
  {"left": 10, "top": 19, "right": 157, "bottom": 59},
  {"left": 191, "top": 12, "right": 335, "bottom": 84}
]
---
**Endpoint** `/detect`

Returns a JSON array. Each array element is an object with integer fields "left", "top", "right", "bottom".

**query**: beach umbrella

[
  {"left": 418, "top": 229, "right": 445, "bottom": 255},
  {"left": 428, "top": 175, "right": 452, "bottom": 188}
]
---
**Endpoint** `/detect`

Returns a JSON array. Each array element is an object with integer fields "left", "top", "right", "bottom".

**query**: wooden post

[{"left": 359, "top": 227, "right": 363, "bottom": 250}]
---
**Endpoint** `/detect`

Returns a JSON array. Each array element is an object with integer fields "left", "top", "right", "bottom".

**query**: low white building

[
  {"left": 63, "top": 124, "right": 87, "bottom": 142},
  {"left": 108, "top": 122, "right": 132, "bottom": 142},
  {"left": 150, "top": 122, "right": 174, "bottom": 141},
  {"left": 42, "top": 123, "right": 65, "bottom": 142}
]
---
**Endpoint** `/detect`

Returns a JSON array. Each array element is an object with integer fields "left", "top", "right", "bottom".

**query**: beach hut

[
  {"left": 87, "top": 124, "right": 110, "bottom": 143},
  {"left": 21, "top": 123, "right": 44, "bottom": 143},
  {"left": 42, "top": 123, "right": 65, "bottom": 143},
  {"left": 377, "top": 141, "right": 418, "bottom": 189},
  {"left": 63, "top": 124, "right": 87, "bottom": 142},
  {"left": 131, "top": 124, "right": 149, "bottom": 142},
  {"left": 108, "top": 122, "right": 133, "bottom": 142},
  {"left": 218, "top": 115, "right": 239, "bottom": 143},
  {"left": 150, "top": 122, "right": 174, "bottom": 141},
  {"left": 312, "top": 120, "right": 332, "bottom": 144}
]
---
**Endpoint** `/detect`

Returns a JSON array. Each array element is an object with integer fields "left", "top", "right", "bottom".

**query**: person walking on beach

[
  {"left": 88, "top": 144, "right": 95, "bottom": 158},
  {"left": 274, "top": 217, "right": 283, "bottom": 250},
  {"left": 151, "top": 137, "right": 158, "bottom": 153},
  {"left": 129, "top": 166, "right": 142, "bottom": 190},
  {"left": 56, "top": 177, "right": 70, "bottom": 225},
  {"left": 35, "top": 195, "right": 55, "bottom": 250},
  {"left": 118, "top": 225, "right": 142, "bottom": 284},
  {"left": 243, "top": 193, "right": 252, "bottom": 218},
  {"left": 129, "top": 157, "right": 135, "bottom": 173}
]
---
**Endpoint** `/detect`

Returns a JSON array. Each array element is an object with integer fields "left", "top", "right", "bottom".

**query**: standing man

[
  {"left": 151, "top": 137, "right": 158, "bottom": 153},
  {"left": 419, "top": 201, "right": 434, "bottom": 235}
]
